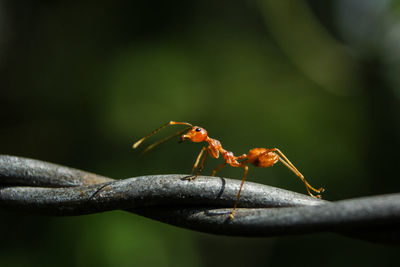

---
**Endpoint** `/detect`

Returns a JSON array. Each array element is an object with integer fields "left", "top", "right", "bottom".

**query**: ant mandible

[{"left": 133, "top": 121, "right": 325, "bottom": 219}]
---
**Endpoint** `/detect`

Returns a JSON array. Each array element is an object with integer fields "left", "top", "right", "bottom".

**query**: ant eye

[{"left": 195, "top": 128, "right": 201, "bottom": 132}]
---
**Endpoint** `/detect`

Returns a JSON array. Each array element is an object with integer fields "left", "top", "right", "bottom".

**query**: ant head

[{"left": 181, "top": 126, "right": 208, "bottom": 143}]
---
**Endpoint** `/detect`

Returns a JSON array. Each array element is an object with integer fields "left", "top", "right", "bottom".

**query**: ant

[{"left": 133, "top": 121, "right": 324, "bottom": 219}]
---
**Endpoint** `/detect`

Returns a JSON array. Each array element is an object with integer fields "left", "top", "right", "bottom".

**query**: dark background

[{"left": 1, "top": 0, "right": 400, "bottom": 266}]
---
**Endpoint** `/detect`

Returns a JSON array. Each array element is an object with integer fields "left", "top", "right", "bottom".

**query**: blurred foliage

[{"left": 0, "top": 0, "right": 399, "bottom": 266}]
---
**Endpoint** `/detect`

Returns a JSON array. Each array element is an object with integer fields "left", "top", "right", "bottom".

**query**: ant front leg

[
  {"left": 189, "top": 146, "right": 208, "bottom": 181},
  {"left": 191, "top": 146, "right": 206, "bottom": 174}
]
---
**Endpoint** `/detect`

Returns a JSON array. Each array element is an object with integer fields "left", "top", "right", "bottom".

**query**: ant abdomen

[{"left": 247, "top": 148, "right": 279, "bottom": 168}]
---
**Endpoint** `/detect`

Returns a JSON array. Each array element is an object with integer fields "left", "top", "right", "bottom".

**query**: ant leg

[
  {"left": 211, "top": 163, "right": 227, "bottom": 176},
  {"left": 189, "top": 147, "right": 209, "bottom": 181},
  {"left": 229, "top": 165, "right": 249, "bottom": 219},
  {"left": 212, "top": 154, "right": 247, "bottom": 176},
  {"left": 235, "top": 154, "right": 248, "bottom": 161},
  {"left": 279, "top": 158, "right": 321, "bottom": 198},
  {"left": 211, "top": 154, "right": 247, "bottom": 177},
  {"left": 191, "top": 146, "right": 207, "bottom": 174},
  {"left": 272, "top": 148, "right": 325, "bottom": 198}
]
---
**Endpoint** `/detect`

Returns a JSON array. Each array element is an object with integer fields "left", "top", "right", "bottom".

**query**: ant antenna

[
  {"left": 142, "top": 127, "right": 191, "bottom": 153},
  {"left": 133, "top": 121, "right": 193, "bottom": 149}
]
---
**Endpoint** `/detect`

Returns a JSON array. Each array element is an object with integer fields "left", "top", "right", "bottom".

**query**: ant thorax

[
  {"left": 221, "top": 150, "right": 237, "bottom": 164},
  {"left": 206, "top": 138, "right": 222, "bottom": 158}
]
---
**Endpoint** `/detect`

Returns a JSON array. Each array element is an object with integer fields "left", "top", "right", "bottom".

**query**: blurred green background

[{"left": 1, "top": 0, "right": 400, "bottom": 266}]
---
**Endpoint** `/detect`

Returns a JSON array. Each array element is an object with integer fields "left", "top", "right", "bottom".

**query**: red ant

[{"left": 133, "top": 121, "right": 324, "bottom": 219}]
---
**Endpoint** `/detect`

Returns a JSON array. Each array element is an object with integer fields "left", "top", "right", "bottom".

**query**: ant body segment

[{"left": 133, "top": 121, "right": 324, "bottom": 219}]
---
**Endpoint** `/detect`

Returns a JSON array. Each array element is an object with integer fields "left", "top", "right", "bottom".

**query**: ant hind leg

[{"left": 273, "top": 148, "right": 325, "bottom": 198}]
